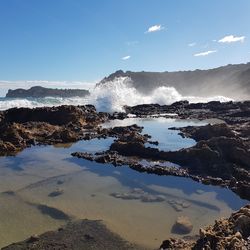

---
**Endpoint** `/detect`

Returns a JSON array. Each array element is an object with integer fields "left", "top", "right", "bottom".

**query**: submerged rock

[
  {"left": 171, "top": 216, "right": 193, "bottom": 235},
  {"left": 168, "top": 199, "right": 190, "bottom": 212},
  {"left": 48, "top": 189, "right": 64, "bottom": 197},
  {"left": 2, "top": 219, "right": 141, "bottom": 250},
  {"left": 110, "top": 188, "right": 166, "bottom": 203}
]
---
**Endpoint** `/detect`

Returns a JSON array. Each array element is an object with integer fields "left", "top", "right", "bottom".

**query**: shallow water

[
  {"left": 103, "top": 117, "right": 208, "bottom": 151},
  {"left": 0, "top": 118, "right": 247, "bottom": 249}
]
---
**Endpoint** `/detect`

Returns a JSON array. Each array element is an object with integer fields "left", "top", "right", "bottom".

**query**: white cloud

[
  {"left": 194, "top": 50, "right": 217, "bottom": 57},
  {"left": 146, "top": 24, "right": 164, "bottom": 33},
  {"left": 218, "top": 35, "right": 245, "bottom": 43},
  {"left": 122, "top": 55, "right": 131, "bottom": 60},
  {"left": 188, "top": 42, "right": 196, "bottom": 47}
]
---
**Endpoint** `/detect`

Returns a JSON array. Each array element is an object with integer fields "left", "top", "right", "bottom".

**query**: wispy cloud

[
  {"left": 218, "top": 35, "right": 245, "bottom": 43},
  {"left": 194, "top": 50, "right": 217, "bottom": 57},
  {"left": 122, "top": 55, "right": 131, "bottom": 60},
  {"left": 146, "top": 24, "right": 164, "bottom": 33},
  {"left": 188, "top": 42, "right": 196, "bottom": 47}
]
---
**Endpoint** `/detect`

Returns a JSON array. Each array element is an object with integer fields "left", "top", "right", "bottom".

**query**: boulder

[{"left": 171, "top": 216, "right": 193, "bottom": 235}]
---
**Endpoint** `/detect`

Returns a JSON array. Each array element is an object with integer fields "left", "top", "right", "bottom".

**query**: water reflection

[
  {"left": 0, "top": 118, "right": 247, "bottom": 249},
  {"left": 66, "top": 157, "right": 247, "bottom": 211},
  {"left": 103, "top": 117, "right": 207, "bottom": 151}
]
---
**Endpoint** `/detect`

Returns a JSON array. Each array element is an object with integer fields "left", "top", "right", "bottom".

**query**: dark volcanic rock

[
  {"left": 176, "top": 123, "right": 235, "bottom": 141},
  {"left": 6, "top": 86, "right": 89, "bottom": 98},
  {"left": 107, "top": 131, "right": 250, "bottom": 200},
  {"left": 0, "top": 105, "right": 109, "bottom": 155},
  {"left": 166, "top": 136, "right": 250, "bottom": 175},
  {"left": 110, "top": 141, "right": 158, "bottom": 158},
  {"left": 4, "top": 105, "right": 92, "bottom": 125},
  {"left": 2, "top": 219, "right": 141, "bottom": 250}
]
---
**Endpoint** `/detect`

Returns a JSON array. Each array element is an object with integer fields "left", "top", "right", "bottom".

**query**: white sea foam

[{"left": 0, "top": 77, "right": 232, "bottom": 112}]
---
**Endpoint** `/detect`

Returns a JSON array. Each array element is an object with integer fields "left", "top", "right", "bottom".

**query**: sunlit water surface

[{"left": 0, "top": 118, "right": 247, "bottom": 249}]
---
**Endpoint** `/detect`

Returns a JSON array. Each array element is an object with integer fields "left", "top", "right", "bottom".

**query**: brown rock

[{"left": 172, "top": 216, "right": 193, "bottom": 235}]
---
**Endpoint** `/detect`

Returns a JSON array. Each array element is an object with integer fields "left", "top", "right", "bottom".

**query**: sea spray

[
  {"left": 0, "top": 77, "right": 232, "bottom": 112},
  {"left": 90, "top": 77, "right": 232, "bottom": 111}
]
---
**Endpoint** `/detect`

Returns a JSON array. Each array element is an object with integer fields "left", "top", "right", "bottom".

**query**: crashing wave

[{"left": 0, "top": 77, "right": 232, "bottom": 112}]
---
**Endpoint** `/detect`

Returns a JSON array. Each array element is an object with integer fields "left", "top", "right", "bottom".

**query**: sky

[{"left": 0, "top": 0, "right": 250, "bottom": 86}]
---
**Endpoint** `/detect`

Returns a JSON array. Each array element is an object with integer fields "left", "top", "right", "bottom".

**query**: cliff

[{"left": 100, "top": 63, "right": 250, "bottom": 100}]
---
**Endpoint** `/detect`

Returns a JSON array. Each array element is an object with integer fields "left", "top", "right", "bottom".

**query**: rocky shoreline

[
  {"left": 72, "top": 101, "right": 250, "bottom": 201},
  {"left": 0, "top": 105, "right": 110, "bottom": 155},
  {"left": 160, "top": 205, "right": 250, "bottom": 250},
  {"left": 0, "top": 100, "right": 249, "bottom": 249},
  {"left": 3, "top": 205, "right": 250, "bottom": 249}
]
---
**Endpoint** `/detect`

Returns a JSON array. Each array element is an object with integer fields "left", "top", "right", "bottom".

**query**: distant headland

[{"left": 6, "top": 86, "right": 90, "bottom": 98}]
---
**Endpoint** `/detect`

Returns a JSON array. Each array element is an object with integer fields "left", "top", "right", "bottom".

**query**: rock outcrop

[
  {"left": 6, "top": 86, "right": 89, "bottom": 98},
  {"left": 0, "top": 105, "right": 108, "bottom": 155}
]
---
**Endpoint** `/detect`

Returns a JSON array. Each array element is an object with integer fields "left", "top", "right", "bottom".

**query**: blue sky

[{"left": 0, "top": 0, "right": 249, "bottom": 83}]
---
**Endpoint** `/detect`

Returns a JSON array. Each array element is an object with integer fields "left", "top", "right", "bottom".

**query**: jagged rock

[
  {"left": 0, "top": 105, "right": 109, "bottom": 155},
  {"left": 161, "top": 205, "right": 250, "bottom": 249},
  {"left": 160, "top": 238, "right": 195, "bottom": 250},
  {"left": 176, "top": 123, "right": 235, "bottom": 141}
]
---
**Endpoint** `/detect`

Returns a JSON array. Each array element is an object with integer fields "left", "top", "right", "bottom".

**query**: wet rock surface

[
  {"left": 161, "top": 205, "right": 250, "bottom": 249},
  {"left": 0, "top": 105, "right": 109, "bottom": 155},
  {"left": 2, "top": 219, "right": 143, "bottom": 250}
]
